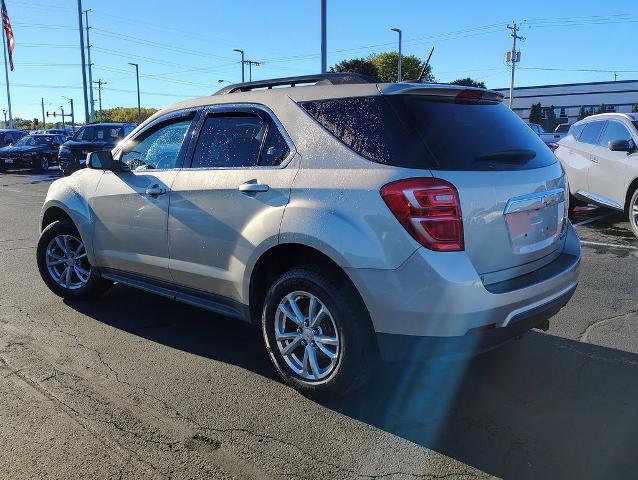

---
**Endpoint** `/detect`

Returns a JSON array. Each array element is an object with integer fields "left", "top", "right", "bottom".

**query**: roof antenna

[{"left": 418, "top": 47, "right": 435, "bottom": 82}]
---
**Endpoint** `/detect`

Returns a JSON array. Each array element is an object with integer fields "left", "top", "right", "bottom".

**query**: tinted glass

[
  {"left": 260, "top": 124, "right": 290, "bottom": 166},
  {"left": 568, "top": 123, "right": 585, "bottom": 139},
  {"left": 599, "top": 121, "right": 633, "bottom": 147},
  {"left": 74, "top": 125, "right": 124, "bottom": 142},
  {"left": 14, "top": 135, "right": 52, "bottom": 147},
  {"left": 579, "top": 121, "right": 605, "bottom": 145},
  {"left": 120, "top": 118, "right": 192, "bottom": 170},
  {"left": 301, "top": 96, "right": 556, "bottom": 171},
  {"left": 192, "top": 114, "right": 265, "bottom": 168}
]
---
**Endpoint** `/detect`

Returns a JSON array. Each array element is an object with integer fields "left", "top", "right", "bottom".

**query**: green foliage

[
  {"left": 332, "top": 52, "right": 434, "bottom": 83},
  {"left": 577, "top": 106, "right": 591, "bottom": 121},
  {"left": 633, "top": 102, "right": 638, "bottom": 113},
  {"left": 596, "top": 104, "right": 607, "bottom": 114},
  {"left": 330, "top": 58, "right": 378, "bottom": 78},
  {"left": 450, "top": 77, "right": 486, "bottom": 89},
  {"left": 529, "top": 102, "right": 543, "bottom": 125},
  {"left": 369, "top": 52, "right": 432, "bottom": 83},
  {"left": 96, "top": 107, "right": 158, "bottom": 124},
  {"left": 543, "top": 105, "right": 559, "bottom": 132}
]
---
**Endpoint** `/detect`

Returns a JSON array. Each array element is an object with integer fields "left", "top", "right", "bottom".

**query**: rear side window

[
  {"left": 300, "top": 96, "right": 556, "bottom": 171},
  {"left": 192, "top": 114, "right": 265, "bottom": 168},
  {"left": 579, "top": 121, "right": 605, "bottom": 145},
  {"left": 568, "top": 123, "right": 585, "bottom": 139},
  {"left": 260, "top": 124, "right": 290, "bottom": 166}
]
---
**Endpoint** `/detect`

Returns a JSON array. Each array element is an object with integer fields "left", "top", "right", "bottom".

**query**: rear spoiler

[{"left": 378, "top": 83, "right": 504, "bottom": 102}]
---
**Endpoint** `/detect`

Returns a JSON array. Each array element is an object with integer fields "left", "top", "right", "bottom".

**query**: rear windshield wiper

[{"left": 475, "top": 149, "right": 537, "bottom": 164}]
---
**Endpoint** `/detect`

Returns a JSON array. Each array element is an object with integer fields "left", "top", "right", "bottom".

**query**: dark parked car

[
  {"left": 58, "top": 122, "right": 136, "bottom": 175},
  {"left": 0, "top": 129, "right": 28, "bottom": 148},
  {"left": 0, "top": 134, "right": 65, "bottom": 172}
]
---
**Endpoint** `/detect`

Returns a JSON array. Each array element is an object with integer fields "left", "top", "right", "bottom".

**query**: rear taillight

[
  {"left": 548, "top": 142, "right": 559, "bottom": 152},
  {"left": 380, "top": 178, "right": 464, "bottom": 251}
]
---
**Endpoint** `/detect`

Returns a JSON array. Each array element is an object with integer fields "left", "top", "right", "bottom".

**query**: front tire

[
  {"left": 262, "top": 268, "right": 377, "bottom": 398},
  {"left": 628, "top": 189, "right": 638, "bottom": 239},
  {"left": 35, "top": 155, "right": 49, "bottom": 173},
  {"left": 37, "top": 220, "right": 112, "bottom": 299}
]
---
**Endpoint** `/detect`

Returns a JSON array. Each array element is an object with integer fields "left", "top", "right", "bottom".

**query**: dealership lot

[{"left": 1, "top": 170, "right": 637, "bottom": 479}]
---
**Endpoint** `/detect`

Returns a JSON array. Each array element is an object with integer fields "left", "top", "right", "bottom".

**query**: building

[{"left": 494, "top": 79, "right": 638, "bottom": 127}]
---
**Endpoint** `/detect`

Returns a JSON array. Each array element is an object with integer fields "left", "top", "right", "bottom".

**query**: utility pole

[
  {"left": 391, "top": 28, "right": 402, "bottom": 82},
  {"left": 233, "top": 49, "right": 245, "bottom": 82},
  {"left": 84, "top": 9, "right": 95, "bottom": 122},
  {"left": 60, "top": 106, "right": 66, "bottom": 130},
  {"left": 41, "top": 98, "right": 45, "bottom": 128},
  {"left": 320, "top": 0, "right": 327, "bottom": 73},
  {"left": 244, "top": 60, "right": 261, "bottom": 82},
  {"left": 2, "top": 110, "right": 6, "bottom": 128},
  {"left": 128, "top": 63, "right": 141, "bottom": 124},
  {"left": 77, "top": 0, "right": 89, "bottom": 123},
  {"left": 93, "top": 79, "right": 105, "bottom": 121},
  {"left": 506, "top": 22, "right": 524, "bottom": 109}
]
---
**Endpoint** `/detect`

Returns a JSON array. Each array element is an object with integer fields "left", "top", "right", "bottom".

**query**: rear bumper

[
  {"left": 345, "top": 221, "right": 580, "bottom": 359},
  {"left": 376, "top": 283, "right": 575, "bottom": 361}
]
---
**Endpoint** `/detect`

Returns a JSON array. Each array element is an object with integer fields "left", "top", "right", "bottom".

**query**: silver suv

[{"left": 36, "top": 74, "right": 581, "bottom": 397}]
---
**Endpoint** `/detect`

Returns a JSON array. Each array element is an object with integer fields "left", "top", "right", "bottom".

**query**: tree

[
  {"left": 577, "top": 106, "right": 591, "bottom": 121},
  {"left": 451, "top": 77, "right": 486, "bottom": 89},
  {"left": 597, "top": 104, "right": 607, "bottom": 114},
  {"left": 529, "top": 102, "right": 543, "bottom": 125},
  {"left": 633, "top": 102, "right": 638, "bottom": 113},
  {"left": 330, "top": 58, "right": 378, "bottom": 79},
  {"left": 98, "top": 107, "right": 158, "bottom": 123},
  {"left": 368, "top": 52, "right": 433, "bottom": 83},
  {"left": 544, "top": 105, "right": 559, "bottom": 132}
]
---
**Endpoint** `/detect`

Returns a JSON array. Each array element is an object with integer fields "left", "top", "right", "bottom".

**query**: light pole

[
  {"left": 391, "top": 28, "right": 402, "bottom": 82},
  {"left": 233, "top": 49, "right": 245, "bottom": 83},
  {"left": 2, "top": 110, "right": 6, "bottom": 128},
  {"left": 62, "top": 96, "right": 74, "bottom": 132},
  {"left": 128, "top": 62, "right": 141, "bottom": 124},
  {"left": 320, "top": 0, "right": 327, "bottom": 73}
]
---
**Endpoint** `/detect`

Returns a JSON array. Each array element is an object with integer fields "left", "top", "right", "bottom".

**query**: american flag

[{"left": 1, "top": 0, "right": 14, "bottom": 71}]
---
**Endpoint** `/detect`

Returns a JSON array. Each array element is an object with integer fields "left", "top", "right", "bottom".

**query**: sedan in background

[
  {"left": 0, "top": 134, "right": 65, "bottom": 172},
  {"left": 0, "top": 129, "right": 28, "bottom": 147},
  {"left": 58, "top": 122, "right": 136, "bottom": 175}
]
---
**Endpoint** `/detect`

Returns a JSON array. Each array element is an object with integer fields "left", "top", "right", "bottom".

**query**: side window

[
  {"left": 568, "top": 123, "right": 585, "bottom": 140},
  {"left": 579, "top": 121, "right": 605, "bottom": 145},
  {"left": 192, "top": 113, "right": 266, "bottom": 168},
  {"left": 259, "top": 124, "right": 290, "bottom": 166},
  {"left": 598, "top": 121, "right": 632, "bottom": 147},
  {"left": 120, "top": 117, "right": 193, "bottom": 170}
]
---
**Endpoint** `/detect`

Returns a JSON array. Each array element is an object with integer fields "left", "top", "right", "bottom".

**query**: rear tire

[
  {"left": 37, "top": 220, "right": 112, "bottom": 299},
  {"left": 262, "top": 267, "right": 377, "bottom": 399},
  {"left": 628, "top": 189, "right": 638, "bottom": 240}
]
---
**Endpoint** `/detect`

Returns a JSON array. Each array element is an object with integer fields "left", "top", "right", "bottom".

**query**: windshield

[
  {"left": 13, "top": 135, "right": 52, "bottom": 147},
  {"left": 73, "top": 125, "right": 124, "bottom": 142}
]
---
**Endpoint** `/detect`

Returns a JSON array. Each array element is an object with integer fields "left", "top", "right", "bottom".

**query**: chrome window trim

[{"left": 185, "top": 102, "right": 297, "bottom": 171}]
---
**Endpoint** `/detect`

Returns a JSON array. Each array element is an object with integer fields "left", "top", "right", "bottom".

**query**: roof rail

[{"left": 213, "top": 73, "right": 377, "bottom": 95}]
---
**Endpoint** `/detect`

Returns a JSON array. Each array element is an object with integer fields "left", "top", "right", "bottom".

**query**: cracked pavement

[{"left": 0, "top": 170, "right": 637, "bottom": 479}]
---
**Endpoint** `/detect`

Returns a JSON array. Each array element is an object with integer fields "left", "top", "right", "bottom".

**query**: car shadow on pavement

[{"left": 67, "top": 285, "right": 638, "bottom": 480}]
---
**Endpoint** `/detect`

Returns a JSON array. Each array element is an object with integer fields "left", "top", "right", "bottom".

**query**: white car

[{"left": 555, "top": 113, "right": 638, "bottom": 237}]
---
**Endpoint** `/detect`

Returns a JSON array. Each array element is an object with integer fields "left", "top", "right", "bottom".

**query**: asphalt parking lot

[{"left": 1, "top": 169, "right": 637, "bottom": 480}]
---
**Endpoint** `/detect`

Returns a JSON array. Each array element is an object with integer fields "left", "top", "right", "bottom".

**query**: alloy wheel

[
  {"left": 45, "top": 234, "right": 90, "bottom": 290},
  {"left": 274, "top": 291, "right": 340, "bottom": 381},
  {"left": 40, "top": 156, "right": 49, "bottom": 171}
]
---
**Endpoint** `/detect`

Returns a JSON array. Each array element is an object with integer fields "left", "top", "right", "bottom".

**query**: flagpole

[{"left": 1, "top": 19, "right": 12, "bottom": 129}]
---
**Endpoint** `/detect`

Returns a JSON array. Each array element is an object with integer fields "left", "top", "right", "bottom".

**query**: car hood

[{"left": 0, "top": 145, "right": 44, "bottom": 154}]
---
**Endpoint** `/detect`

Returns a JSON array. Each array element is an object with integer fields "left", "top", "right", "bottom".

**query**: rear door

[
  {"left": 90, "top": 110, "right": 198, "bottom": 281},
  {"left": 588, "top": 120, "right": 636, "bottom": 209},
  {"left": 168, "top": 105, "right": 297, "bottom": 301}
]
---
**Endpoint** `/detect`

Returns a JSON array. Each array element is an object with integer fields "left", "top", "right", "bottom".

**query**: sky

[{"left": 3, "top": 0, "right": 637, "bottom": 122}]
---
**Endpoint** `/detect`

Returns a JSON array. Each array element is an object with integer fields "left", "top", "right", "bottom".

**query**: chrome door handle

[
  {"left": 238, "top": 182, "right": 269, "bottom": 193},
  {"left": 146, "top": 184, "right": 168, "bottom": 196}
]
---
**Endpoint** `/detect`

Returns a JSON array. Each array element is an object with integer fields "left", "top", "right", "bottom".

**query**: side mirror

[
  {"left": 609, "top": 139, "right": 635, "bottom": 153},
  {"left": 87, "top": 150, "right": 114, "bottom": 170}
]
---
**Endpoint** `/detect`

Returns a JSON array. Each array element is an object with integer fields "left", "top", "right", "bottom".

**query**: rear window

[
  {"left": 73, "top": 125, "right": 124, "bottom": 142},
  {"left": 300, "top": 96, "right": 556, "bottom": 171}
]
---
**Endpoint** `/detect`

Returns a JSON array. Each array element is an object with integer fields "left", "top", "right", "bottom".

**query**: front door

[
  {"left": 168, "top": 106, "right": 298, "bottom": 302},
  {"left": 589, "top": 120, "right": 636, "bottom": 209},
  {"left": 90, "top": 111, "right": 198, "bottom": 281}
]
